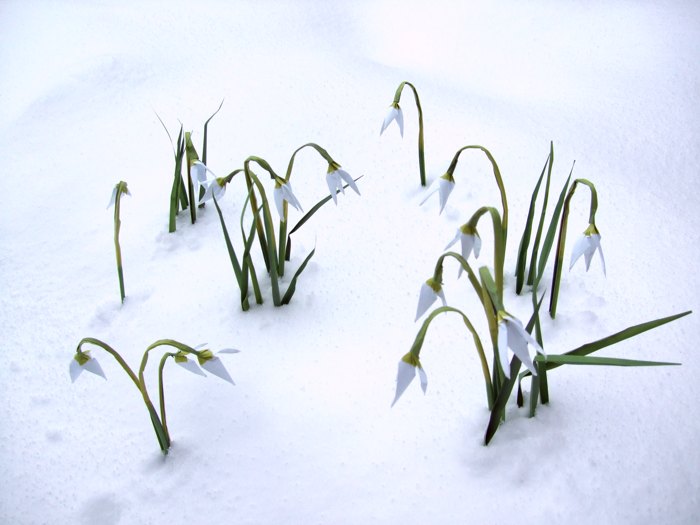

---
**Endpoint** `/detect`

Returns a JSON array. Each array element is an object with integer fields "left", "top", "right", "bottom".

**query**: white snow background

[{"left": 1, "top": 1, "right": 699, "bottom": 523}]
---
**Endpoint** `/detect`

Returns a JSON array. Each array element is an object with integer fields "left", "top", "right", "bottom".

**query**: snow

[{"left": 1, "top": 0, "right": 699, "bottom": 523}]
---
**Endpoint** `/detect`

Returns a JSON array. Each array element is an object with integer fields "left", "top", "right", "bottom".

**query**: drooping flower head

[
  {"left": 326, "top": 162, "right": 361, "bottom": 204},
  {"left": 173, "top": 351, "right": 206, "bottom": 377},
  {"left": 415, "top": 277, "right": 447, "bottom": 321},
  {"left": 273, "top": 177, "right": 303, "bottom": 222},
  {"left": 570, "top": 223, "right": 606, "bottom": 275},
  {"left": 420, "top": 172, "right": 455, "bottom": 214},
  {"left": 391, "top": 352, "right": 428, "bottom": 407},
  {"left": 69, "top": 350, "right": 106, "bottom": 383},
  {"left": 445, "top": 223, "right": 481, "bottom": 277},
  {"left": 107, "top": 181, "right": 130, "bottom": 209},
  {"left": 496, "top": 311, "right": 546, "bottom": 379},
  {"left": 195, "top": 346, "right": 240, "bottom": 384},
  {"left": 380, "top": 103, "right": 404, "bottom": 138}
]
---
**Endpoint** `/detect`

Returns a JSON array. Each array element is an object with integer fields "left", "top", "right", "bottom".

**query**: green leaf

[
  {"left": 281, "top": 246, "right": 316, "bottom": 305},
  {"left": 526, "top": 141, "right": 554, "bottom": 287},
  {"left": 484, "top": 356, "right": 522, "bottom": 445},
  {"left": 515, "top": 150, "right": 549, "bottom": 293},
  {"left": 535, "top": 354, "right": 680, "bottom": 367},
  {"left": 202, "top": 99, "right": 224, "bottom": 166}
]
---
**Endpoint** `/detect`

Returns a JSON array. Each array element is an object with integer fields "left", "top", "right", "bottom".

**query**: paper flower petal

[{"left": 201, "top": 357, "right": 235, "bottom": 384}]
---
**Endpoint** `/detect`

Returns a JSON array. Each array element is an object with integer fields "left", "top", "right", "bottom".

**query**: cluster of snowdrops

[{"left": 70, "top": 82, "right": 690, "bottom": 452}]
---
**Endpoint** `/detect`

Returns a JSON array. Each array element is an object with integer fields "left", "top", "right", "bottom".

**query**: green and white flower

[
  {"left": 391, "top": 352, "right": 427, "bottom": 407},
  {"left": 326, "top": 164, "right": 361, "bottom": 204},
  {"left": 570, "top": 224, "right": 606, "bottom": 275},
  {"left": 416, "top": 277, "right": 446, "bottom": 321},
  {"left": 69, "top": 351, "right": 106, "bottom": 383},
  {"left": 497, "top": 311, "right": 545, "bottom": 379},
  {"left": 420, "top": 173, "right": 455, "bottom": 214},
  {"left": 273, "top": 178, "right": 303, "bottom": 221},
  {"left": 380, "top": 103, "right": 404, "bottom": 137},
  {"left": 195, "top": 346, "right": 240, "bottom": 384}
]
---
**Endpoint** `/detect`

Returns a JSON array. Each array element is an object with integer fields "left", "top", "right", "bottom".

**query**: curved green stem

[
  {"left": 409, "top": 306, "right": 494, "bottom": 409},
  {"left": 278, "top": 143, "right": 337, "bottom": 275},
  {"left": 464, "top": 206, "right": 505, "bottom": 302},
  {"left": 394, "top": 81, "right": 426, "bottom": 186},
  {"left": 445, "top": 145, "right": 508, "bottom": 240},
  {"left": 112, "top": 182, "right": 127, "bottom": 303},
  {"left": 549, "top": 178, "right": 598, "bottom": 318},
  {"left": 433, "top": 251, "right": 483, "bottom": 302}
]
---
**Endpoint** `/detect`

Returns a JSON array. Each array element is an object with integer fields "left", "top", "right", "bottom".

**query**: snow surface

[{"left": 1, "top": 1, "right": 699, "bottom": 523}]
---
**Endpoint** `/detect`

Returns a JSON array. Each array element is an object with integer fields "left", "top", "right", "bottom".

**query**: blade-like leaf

[
  {"left": 526, "top": 141, "right": 554, "bottom": 286},
  {"left": 202, "top": 99, "right": 224, "bottom": 166},
  {"left": 536, "top": 354, "right": 680, "bottom": 367},
  {"left": 281, "top": 246, "right": 316, "bottom": 304}
]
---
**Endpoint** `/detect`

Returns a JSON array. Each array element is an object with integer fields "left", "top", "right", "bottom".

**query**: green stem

[
  {"left": 394, "top": 81, "right": 426, "bottom": 186},
  {"left": 113, "top": 187, "right": 125, "bottom": 303},
  {"left": 464, "top": 206, "right": 505, "bottom": 303}
]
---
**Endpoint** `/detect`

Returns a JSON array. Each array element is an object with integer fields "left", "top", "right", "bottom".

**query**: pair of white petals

[
  {"left": 380, "top": 105, "right": 404, "bottom": 138},
  {"left": 326, "top": 168, "right": 361, "bottom": 205},
  {"left": 191, "top": 161, "right": 227, "bottom": 204},
  {"left": 391, "top": 356, "right": 427, "bottom": 407},
  {"left": 497, "top": 314, "right": 546, "bottom": 379},
  {"left": 415, "top": 280, "right": 447, "bottom": 321},
  {"left": 420, "top": 176, "right": 455, "bottom": 214},
  {"left": 570, "top": 233, "right": 606, "bottom": 275},
  {"left": 176, "top": 346, "right": 239, "bottom": 385}
]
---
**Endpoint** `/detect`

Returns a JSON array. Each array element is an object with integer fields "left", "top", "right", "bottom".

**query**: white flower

[
  {"left": 107, "top": 181, "right": 130, "bottom": 209},
  {"left": 174, "top": 352, "right": 206, "bottom": 377},
  {"left": 380, "top": 104, "right": 404, "bottom": 137},
  {"left": 190, "top": 160, "right": 209, "bottom": 187},
  {"left": 190, "top": 161, "right": 227, "bottom": 204},
  {"left": 569, "top": 224, "right": 606, "bottom": 276},
  {"left": 69, "top": 351, "right": 106, "bottom": 383},
  {"left": 415, "top": 277, "right": 446, "bottom": 321},
  {"left": 391, "top": 352, "right": 428, "bottom": 407},
  {"left": 326, "top": 165, "right": 361, "bottom": 204},
  {"left": 420, "top": 173, "right": 455, "bottom": 214},
  {"left": 445, "top": 224, "right": 481, "bottom": 277},
  {"left": 497, "top": 312, "right": 546, "bottom": 379},
  {"left": 196, "top": 346, "right": 240, "bottom": 384},
  {"left": 273, "top": 179, "right": 303, "bottom": 221}
]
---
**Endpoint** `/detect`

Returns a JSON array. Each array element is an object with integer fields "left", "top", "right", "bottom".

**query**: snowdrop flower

[
  {"left": 445, "top": 224, "right": 481, "bottom": 277},
  {"left": 497, "top": 311, "right": 546, "bottom": 379},
  {"left": 190, "top": 160, "right": 209, "bottom": 187},
  {"left": 69, "top": 351, "right": 106, "bottom": 383},
  {"left": 380, "top": 103, "right": 404, "bottom": 137},
  {"left": 273, "top": 178, "right": 303, "bottom": 221},
  {"left": 415, "top": 277, "right": 447, "bottom": 321},
  {"left": 570, "top": 224, "right": 606, "bottom": 275},
  {"left": 420, "top": 172, "right": 455, "bottom": 214},
  {"left": 174, "top": 351, "right": 206, "bottom": 377},
  {"left": 326, "top": 164, "right": 361, "bottom": 204},
  {"left": 196, "top": 346, "right": 240, "bottom": 384},
  {"left": 107, "top": 181, "right": 130, "bottom": 209},
  {"left": 391, "top": 352, "right": 427, "bottom": 407}
]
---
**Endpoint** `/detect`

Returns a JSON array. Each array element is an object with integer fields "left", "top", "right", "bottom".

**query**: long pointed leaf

[
  {"left": 536, "top": 354, "right": 680, "bottom": 367},
  {"left": 281, "top": 246, "right": 316, "bottom": 304}
]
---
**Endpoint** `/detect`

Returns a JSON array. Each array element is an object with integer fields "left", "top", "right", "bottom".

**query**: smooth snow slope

[{"left": 1, "top": 1, "right": 699, "bottom": 524}]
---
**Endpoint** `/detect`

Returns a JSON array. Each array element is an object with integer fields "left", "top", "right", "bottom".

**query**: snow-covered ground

[{"left": 1, "top": 1, "right": 699, "bottom": 523}]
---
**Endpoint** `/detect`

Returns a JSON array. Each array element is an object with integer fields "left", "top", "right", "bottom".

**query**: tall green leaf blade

[
  {"left": 526, "top": 141, "right": 554, "bottom": 286},
  {"left": 281, "top": 247, "right": 316, "bottom": 304},
  {"left": 536, "top": 354, "right": 680, "bottom": 367}
]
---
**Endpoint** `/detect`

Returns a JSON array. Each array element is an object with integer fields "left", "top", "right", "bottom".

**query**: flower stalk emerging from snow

[
  {"left": 108, "top": 180, "right": 130, "bottom": 304},
  {"left": 549, "top": 178, "right": 601, "bottom": 318},
  {"left": 380, "top": 81, "right": 426, "bottom": 186},
  {"left": 70, "top": 337, "right": 238, "bottom": 454}
]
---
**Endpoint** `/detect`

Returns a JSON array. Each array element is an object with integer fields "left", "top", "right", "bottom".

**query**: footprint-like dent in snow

[{"left": 79, "top": 493, "right": 123, "bottom": 525}]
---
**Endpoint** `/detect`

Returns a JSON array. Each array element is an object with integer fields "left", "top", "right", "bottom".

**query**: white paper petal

[
  {"left": 82, "top": 357, "right": 106, "bottom": 380},
  {"left": 596, "top": 237, "right": 607, "bottom": 276},
  {"left": 506, "top": 321, "right": 538, "bottom": 376},
  {"left": 325, "top": 172, "right": 339, "bottom": 204},
  {"left": 337, "top": 169, "right": 360, "bottom": 196},
  {"left": 201, "top": 357, "right": 235, "bottom": 385},
  {"left": 396, "top": 107, "right": 404, "bottom": 138},
  {"left": 417, "top": 365, "right": 428, "bottom": 394},
  {"left": 177, "top": 358, "right": 207, "bottom": 377},
  {"left": 419, "top": 184, "right": 440, "bottom": 206},
  {"left": 107, "top": 186, "right": 118, "bottom": 209},
  {"left": 391, "top": 360, "right": 416, "bottom": 407},
  {"left": 445, "top": 230, "right": 461, "bottom": 251},
  {"left": 380, "top": 107, "right": 396, "bottom": 136},
  {"left": 191, "top": 161, "right": 207, "bottom": 184},
  {"left": 473, "top": 235, "right": 482, "bottom": 259},
  {"left": 217, "top": 348, "right": 241, "bottom": 354},
  {"left": 497, "top": 322, "right": 511, "bottom": 379},
  {"left": 438, "top": 178, "right": 455, "bottom": 214},
  {"left": 274, "top": 186, "right": 286, "bottom": 220},
  {"left": 69, "top": 359, "right": 83, "bottom": 383},
  {"left": 415, "top": 283, "right": 438, "bottom": 321}
]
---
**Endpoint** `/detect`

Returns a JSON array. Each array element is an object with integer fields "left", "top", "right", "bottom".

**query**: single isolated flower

[
  {"left": 391, "top": 352, "right": 427, "bottom": 407},
  {"left": 69, "top": 350, "right": 106, "bottom": 383},
  {"left": 107, "top": 181, "right": 130, "bottom": 209},
  {"left": 497, "top": 311, "right": 546, "bottom": 379},
  {"left": 174, "top": 351, "right": 206, "bottom": 377},
  {"left": 445, "top": 224, "right": 481, "bottom": 277},
  {"left": 415, "top": 277, "right": 447, "bottom": 321},
  {"left": 380, "top": 103, "right": 404, "bottom": 137},
  {"left": 326, "top": 164, "right": 361, "bottom": 204},
  {"left": 420, "top": 172, "right": 455, "bottom": 214},
  {"left": 195, "top": 346, "right": 240, "bottom": 384},
  {"left": 570, "top": 224, "right": 606, "bottom": 275},
  {"left": 273, "top": 178, "right": 303, "bottom": 221}
]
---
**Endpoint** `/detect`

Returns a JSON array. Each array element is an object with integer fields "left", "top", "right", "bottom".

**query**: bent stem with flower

[
  {"left": 70, "top": 337, "right": 238, "bottom": 454},
  {"left": 380, "top": 81, "right": 426, "bottom": 186}
]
